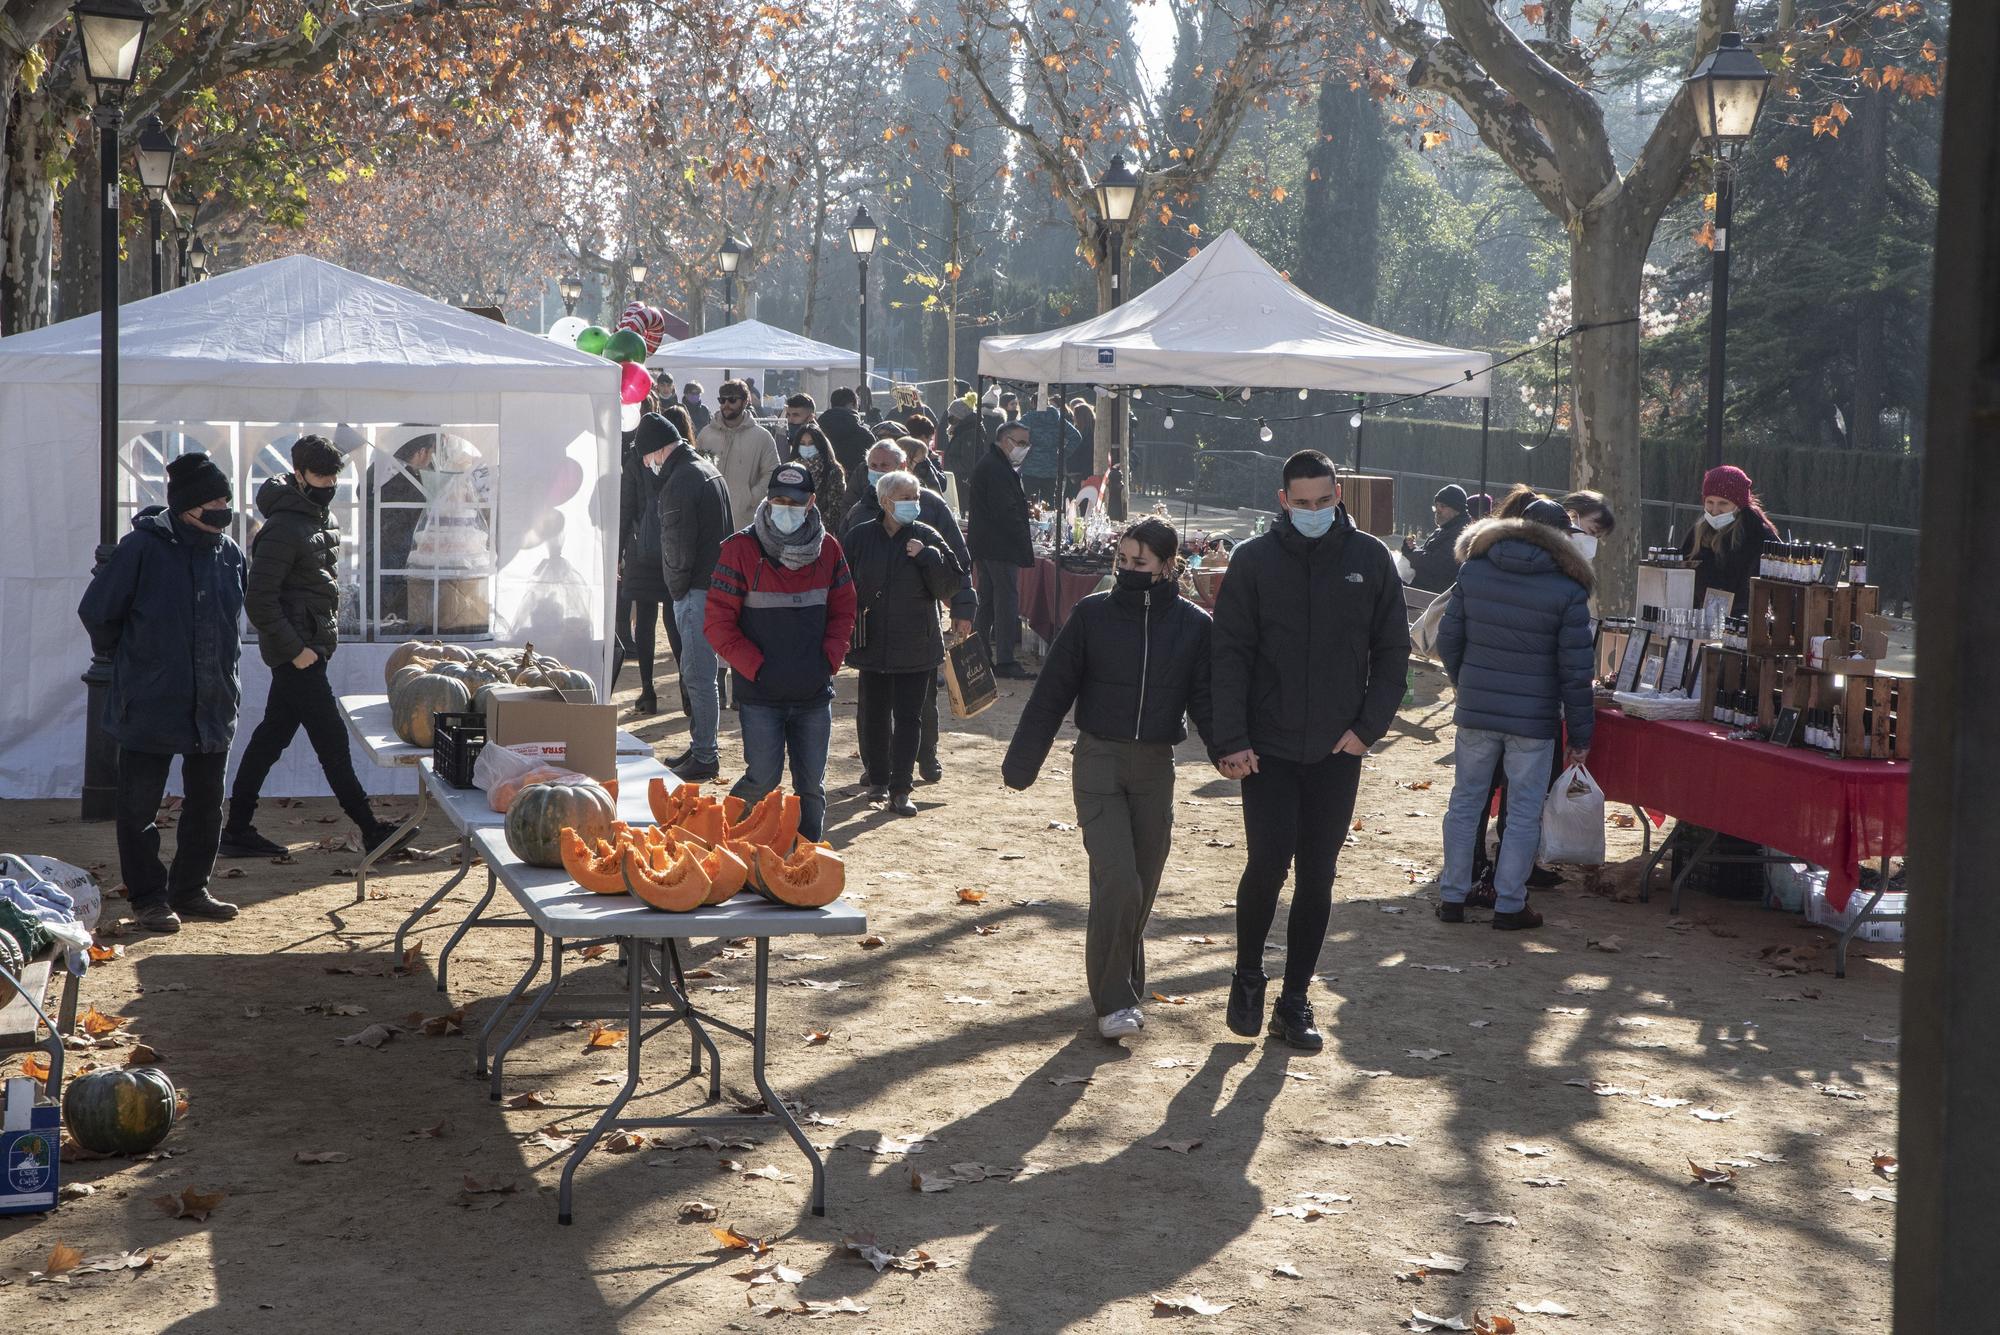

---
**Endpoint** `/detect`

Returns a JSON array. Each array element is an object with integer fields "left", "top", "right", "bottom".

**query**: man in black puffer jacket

[
  {"left": 1209, "top": 449, "right": 1410, "bottom": 1053},
  {"left": 657, "top": 419, "right": 736, "bottom": 782},
  {"left": 969, "top": 423, "right": 1036, "bottom": 678},
  {"left": 222, "top": 435, "right": 415, "bottom": 860}
]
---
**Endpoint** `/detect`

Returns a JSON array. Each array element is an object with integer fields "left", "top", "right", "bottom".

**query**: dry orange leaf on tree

[
  {"left": 583, "top": 1022, "right": 625, "bottom": 1050},
  {"left": 154, "top": 1187, "right": 226, "bottom": 1222}
]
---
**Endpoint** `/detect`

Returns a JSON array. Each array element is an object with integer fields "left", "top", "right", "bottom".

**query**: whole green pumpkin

[
  {"left": 506, "top": 780, "right": 616, "bottom": 867},
  {"left": 63, "top": 1066, "right": 178, "bottom": 1155},
  {"left": 390, "top": 671, "right": 472, "bottom": 746}
]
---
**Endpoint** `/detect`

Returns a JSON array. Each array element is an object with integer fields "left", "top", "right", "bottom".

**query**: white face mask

[
  {"left": 1007, "top": 445, "right": 1030, "bottom": 467},
  {"left": 1705, "top": 509, "right": 1737, "bottom": 531},
  {"left": 644, "top": 449, "right": 670, "bottom": 474},
  {"left": 1569, "top": 531, "right": 1598, "bottom": 561}
]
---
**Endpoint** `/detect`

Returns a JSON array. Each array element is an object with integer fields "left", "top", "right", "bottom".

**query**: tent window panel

[
  {"left": 369, "top": 426, "right": 498, "bottom": 643},
  {"left": 118, "top": 422, "right": 238, "bottom": 532}
]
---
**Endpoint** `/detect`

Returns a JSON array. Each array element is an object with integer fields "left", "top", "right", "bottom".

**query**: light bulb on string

[
  {"left": 1297, "top": 388, "right": 1308, "bottom": 400},
  {"left": 1129, "top": 387, "right": 1142, "bottom": 401},
  {"left": 1349, "top": 412, "right": 1363, "bottom": 429},
  {"left": 1258, "top": 419, "right": 1273, "bottom": 444},
  {"left": 1239, "top": 387, "right": 1252, "bottom": 402},
  {"left": 1162, "top": 413, "right": 1175, "bottom": 430}
]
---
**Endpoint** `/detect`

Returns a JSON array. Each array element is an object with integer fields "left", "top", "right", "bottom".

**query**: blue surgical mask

[
  {"left": 892, "top": 499, "right": 923, "bottom": 525},
  {"left": 1289, "top": 505, "right": 1336, "bottom": 539},
  {"left": 867, "top": 469, "right": 887, "bottom": 490},
  {"left": 768, "top": 502, "right": 808, "bottom": 535},
  {"left": 799, "top": 444, "right": 819, "bottom": 461}
]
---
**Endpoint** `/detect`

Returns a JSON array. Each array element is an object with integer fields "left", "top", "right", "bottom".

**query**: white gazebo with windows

[{"left": 0, "top": 255, "right": 620, "bottom": 799}]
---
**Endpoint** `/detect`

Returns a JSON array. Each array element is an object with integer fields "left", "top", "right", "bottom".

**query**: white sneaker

[{"left": 1098, "top": 1007, "right": 1143, "bottom": 1039}]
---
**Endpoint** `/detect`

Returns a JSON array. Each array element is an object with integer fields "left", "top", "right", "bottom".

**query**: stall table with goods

[
  {"left": 1588, "top": 546, "right": 1910, "bottom": 976},
  {"left": 467, "top": 781, "right": 860, "bottom": 1224}
]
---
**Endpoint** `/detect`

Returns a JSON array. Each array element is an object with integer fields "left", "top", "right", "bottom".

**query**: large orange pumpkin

[
  {"left": 750, "top": 844, "right": 845, "bottom": 908},
  {"left": 506, "top": 781, "right": 615, "bottom": 867},
  {"left": 622, "top": 843, "right": 711, "bottom": 912},
  {"left": 560, "top": 828, "right": 629, "bottom": 895}
]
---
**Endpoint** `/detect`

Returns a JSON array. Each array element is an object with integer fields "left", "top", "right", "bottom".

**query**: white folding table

[
  {"left": 469, "top": 828, "right": 866, "bottom": 1223},
  {"left": 338, "top": 692, "right": 651, "bottom": 903},
  {"left": 392, "top": 755, "right": 678, "bottom": 995}
]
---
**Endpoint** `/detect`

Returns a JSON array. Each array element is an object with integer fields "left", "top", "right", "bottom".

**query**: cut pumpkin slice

[
  {"left": 698, "top": 845, "right": 751, "bottom": 904},
  {"left": 560, "top": 828, "right": 628, "bottom": 895},
  {"left": 622, "top": 842, "right": 711, "bottom": 912},
  {"left": 750, "top": 843, "right": 845, "bottom": 908}
]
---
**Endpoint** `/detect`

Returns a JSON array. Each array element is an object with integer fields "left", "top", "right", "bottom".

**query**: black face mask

[
  {"left": 302, "top": 481, "right": 337, "bottom": 507},
  {"left": 1115, "top": 568, "right": 1160, "bottom": 592},
  {"left": 193, "top": 508, "right": 234, "bottom": 531}
]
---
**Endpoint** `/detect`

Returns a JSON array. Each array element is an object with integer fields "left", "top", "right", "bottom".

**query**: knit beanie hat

[
  {"left": 291, "top": 434, "right": 345, "bottom": 476},
  {"left": 166, "top": 451, "right": 231, "bottom": 513},
  {"left": 1700, "top": 465, "right": 1755, "bottom": 511},
  {"left": 1433, "top": 484, "right": 1468, "bottom": 514},
  {"left": 635, "top": 412, "right": 682, "bottom": 455}
]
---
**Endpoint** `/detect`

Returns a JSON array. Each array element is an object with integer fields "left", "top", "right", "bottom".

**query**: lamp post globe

[
  {"left": 73, "top": 0, "right": 150, "bottom": 93},
  {"left": 718, "top": 233, "right": 748, "bottom": 325},
  {"left": 628, "top": 255, "right": 647, "bottom": 286},
  {"left": 559, "top": 273, "right": 582, "bottom": 317},
  {"left": 189, "top": 233, "right": 209, "bottom": 276},
  {"left": 134, "top": 114, "right": 175, "bottom": 296}
]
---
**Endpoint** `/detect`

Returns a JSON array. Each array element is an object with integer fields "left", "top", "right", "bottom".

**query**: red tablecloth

[
  {"left": 1587, "top": 708, "right": 1907, "bottom": 912},
  {"left": 1015, "top": 558, "right": 1106, "bottom": 644}
]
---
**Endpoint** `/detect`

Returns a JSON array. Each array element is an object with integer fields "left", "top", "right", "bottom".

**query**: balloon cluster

[{"left": 548, "top": 301, "right": 673, "bottom": 430}]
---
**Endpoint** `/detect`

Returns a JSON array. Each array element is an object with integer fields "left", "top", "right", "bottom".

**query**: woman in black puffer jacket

[
  {"left": 843, "top": 470, "right": 975, "bottom": 816},
  {"left": 1002, "top": 518, "right": 1217, "bottom": 1040}
]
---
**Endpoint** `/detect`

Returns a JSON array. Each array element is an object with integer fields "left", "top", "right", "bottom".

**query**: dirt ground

[{"left": 0, "top": 657, "right": 1903, "bottom": 1333}]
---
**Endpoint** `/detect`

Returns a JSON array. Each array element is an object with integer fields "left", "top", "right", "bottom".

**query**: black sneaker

[
  {"left": 1493, "top": 906, "right": 1545, "bottom": 931},
  {"left": 364, "top": 821, "right": 420, "bottom": 857},
  {"left": 1436, "top": 900, "right": 1466, "bottom": 923},
  {"left": 887, "top": 790, "right": 918, "bottom": 817},
  {"left": 1226, "top": 970, "right": 1267, "bottom": 1038},
  {"left": 132, "top": 903, "right": 181, "bottom": 934},
  {"left": 632, "top": 693, "right": 658, "bottom": 716},
  {"left": 1526, "top": 865, "right": 1565, "bottom": 890},
  {"left": 675, "top": 756, "right": 721, "bottom": 783},
  {"left": 860, "top": 785, "right": 888, "bottom": 803},
  {"left": 172, "top": 890, "right": 240, "bottom": 921},
  {"left": 217, "top": 827, "right": 288, "bottom": 859},
  {"left": 918, "top": 763, "right": 943, "bottom": 785},
  {"left": 1268, "top": 993, "right": 1324, "bottom": 1052}
]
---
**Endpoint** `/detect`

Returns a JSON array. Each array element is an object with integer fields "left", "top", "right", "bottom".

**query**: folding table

[{"left": 469, "top": 828, "right": 866, "bottom": 1223}]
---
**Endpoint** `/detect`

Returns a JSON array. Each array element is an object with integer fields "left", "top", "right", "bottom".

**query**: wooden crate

[
  {"left": 1761, "top": 659, "right": 1846, "bottom": 734},
  {"left": 1748, "top": 580, "right": 1881, "bottom": 656},
  {"left": 1343, "top": 474, "right": 1396, "bottom": 538},
  {"left": 1698, "top": 645, "right": 1751, "bottom": 721},
  {"left": 1839, "top": 672, "right": 1914, "bottom": 761}
]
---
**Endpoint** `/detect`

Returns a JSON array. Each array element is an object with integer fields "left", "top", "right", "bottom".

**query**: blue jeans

[
  {"left": 733, "top": 699, "right": 832, "bottom": 842},
  {"left": 671, "top": 589, "right": 720, "bottom": 763},
  {"left": 1441, "top": 728, "right": 1556, "bottom": 913}
]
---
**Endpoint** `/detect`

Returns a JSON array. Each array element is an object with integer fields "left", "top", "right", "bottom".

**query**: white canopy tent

[
  {"left": 0, "top": 255, "right": 621, "bottom": 799},
  {"left": 646, "top": 318, "right": 866, "bottom": 407},
  {"left": 978, "top": 228, "right": 1493, "bottom": 394}
]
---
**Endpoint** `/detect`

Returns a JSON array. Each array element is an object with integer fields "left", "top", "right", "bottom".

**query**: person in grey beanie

[{"left": 1402, "top": 484, "right": 1471, "bottom": 593}]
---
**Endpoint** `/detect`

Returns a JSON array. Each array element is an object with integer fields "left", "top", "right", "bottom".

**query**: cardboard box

[
  {"left": 475, "top": 683, "right": 595, "bottom": 716},
  {"left": 1, "top": 1077, "right": 59, "bottom": 1215},
  {"left": 485, "top": 698, "right": 617, "bottom": 782}
]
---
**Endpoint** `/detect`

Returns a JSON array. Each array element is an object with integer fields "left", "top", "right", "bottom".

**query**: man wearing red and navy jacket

[{"left": 706, "top": 463, "right": 858, "bottom": 843}]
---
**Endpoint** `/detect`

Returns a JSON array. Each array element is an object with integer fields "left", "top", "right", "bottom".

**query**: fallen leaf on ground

[
  {"left": 1688, "top": 1160, "right": 1738, "bottom": 1187},
  {"left": 58, "top": 1182, "right": 96, "bottom": 1202},
  {"left": 843, "top": 1230, "right": 949, "bottom": 1274},
  {"left": 1401, "top": 1252, "right": 1469, "bottom": 1275},
  {"left": 1522, "top": 1176, "right": 1567, "bottom": 1187},
  {"left": 1564, "top": 1081, "right": 1636, "bottom": 1097},
  {"left": 1269, "top": 1202, "right": 1342, "bottom": 1220},
  {"left": 407, "top": 1118, "right": 451, "bottom": 1139},
  {"left": 1151, "top": 992, "right": 1190, "bottom": 1005},
  {"left": 524, "top": 1130, "right": 579, "bottom": 1153},
  {"left": 710, "top": 1226, "right": 771, "bottom": 1253},
  {"left": 1812, "top": 1082, "right": 1865, "bottom": 1100},
  {"left": 394, "top": 942, "right": 425, "bottom": 973},
  {"left": 293, "top": 1150, "right": 350, "bottom": 1164},
  {"left": 1151, "top": 1292, "right": 1233, "bottom": 1316},
  {"left": 972, "top": 924, "right": 1003, "bottom": 936},
  {"left": 1862, "top": 1033, "right": 1899, "bottom": 1046},
  {"left": 858, "top": 934, "right": 886, "bottom": 949},
  {"left": 1742, "top": 1151, "right": 1786, "bottom": 1163},
  {"left": 1639, "top": 1094, "right": 1692, "bottom": 1109},
  {"left": 1840, "top": 1186, "right": 1897, "bottom": 1203},
  {"left": 742, "top": 1164, "right": 795, "bottom": 1182},
  {"left": 1408, "top": 1310, "right": 1472, "bottom": 1332},
  {"left": 1405, "top": 1049, "right": 1450, "bottom": 1061},
  {"left": 1614, "top": 1016, "right": 1656, "bottom": 1028},
  {"left": 1178, "top": 934, "right": 1218, "bottom": 944},
  {"left": 1381, "top": 905, "right": 1408, "bottom": 914},
  {"left": 1271, "top": 1262, "right": 1303, "bottom": 1278},
  {"left": 34, "top": 1242, "right": 83, "bottom": 1281},
  {"left": 18, "top": 1053, "right": 50, "bottom": 1080},
  {"left": 1503, "top": 1144, "right": 1552, "bottom": 1158},
  {"left": 1514, "top": 1300, "right": 1577, "bottom": 1317},
  {"left": 70, "top": 1250, "right": 158, "bottom": 1276},
  {"left": 679, "top": 1200, "right": 719, "bottom": 1222},
  {"left": 603, "top": 1132, "right": 649, "bottom": 1154},
  {"left": 153, "top": 1187, "right": 226, "bottom": 1222},
  {"left": 1410, "top": 963, "right": 1463, "bottom": 973},
  {"left": 337, "top": 1024, "right": 395, "bottom": 1050},
  {"left": 803, "top": 1030, "right": 832, "bottom": 1046},
  {"left": 1322, "top": 1134, "right": 1411, "bottom": 1149},
  {"left": 1474, "top": 1317, "right": 1518, "bottom": 1335},
  {"left": 1048, "top": 1074, "right": 1091, "bottom": 1086},
  {"left": 504, "top": 1091, "right": 551, "bottom": 1110},
  {"left": 944, "top": 995, "right": 992, "bottom": 1006},
  {"left": 733, "top": 1260, "right": 806, "bottom": 1286},
  {"left": 584, "top": 1022, "right": 625, "bottom": 1050},
  {"left": 1872, "top": 1153, "right": 1899, "bottom": 1179},
  {"left": 1457, "top": 1211, "right": 1518, "bottom": 1227},
  {"left": 87, "top": 944, "right": 123, "bottom": 963},
  {"left": 1152, "top": 1057, "right": 1196, "bottom": 1069},
  {"left": 955, "top": 888, "right": 986, "bottom": 904},
  {"left": 1588, "top": 936, "right": 1624, "bottom": 953},
  {"left": 1356, "top": 1069, "right": 1393, "bottom": 1079},
  {"left": 910, "top": 1168, "right": 958, "bottom": 1193},
  {"left": 78, "top": 1007, "right": 129, "bottom": 1038},
  {"left": 777, "top": 1298, "right": 869, "bottom": 1317},
  {"left": 1546, "top": 1007, "right": 1588, "bottom": 1017},
  {"left": 1153, "top": 1139, "right": 1202, "bottom": 1153},
  {"left": 1046, "top": 820, "right": 1076, "bottom": 832}
]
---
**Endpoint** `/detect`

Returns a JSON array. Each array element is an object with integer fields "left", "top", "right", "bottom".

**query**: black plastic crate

[{"left": 432, "top": 712, "right": 487, "bottom": 788}]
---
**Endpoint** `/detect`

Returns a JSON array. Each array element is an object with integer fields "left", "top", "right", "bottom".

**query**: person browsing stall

[{"left": 1680, "top": 465, "right": 1778, "bottom": 610}]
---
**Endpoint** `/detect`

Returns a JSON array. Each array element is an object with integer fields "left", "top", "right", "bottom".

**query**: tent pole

[
  {"left": 1354, "top": 394, "right": 1366, "bottom": 473},
  {"left": 1478, "top": 397, "right": 1491, "bottom": 510}
]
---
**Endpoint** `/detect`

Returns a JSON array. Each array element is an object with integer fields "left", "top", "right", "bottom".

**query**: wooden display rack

[
  {"left": 1838, "top": 672, "right": 1915, "bottom": 761},
  {"left": 1747, "top": 579, "right": 1880, "bottom": 656}
]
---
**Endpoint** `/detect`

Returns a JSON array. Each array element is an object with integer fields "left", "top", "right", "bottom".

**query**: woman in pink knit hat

[{"left": 1679, "top": 464, "right": 1778, "bottom": 609}]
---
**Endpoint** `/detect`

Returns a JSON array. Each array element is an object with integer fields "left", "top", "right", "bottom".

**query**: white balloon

[
  {"left": 620, "top": 400, "right": 642, "bottom": 432},
  {"left": 548, "top": 315, "right": 588, "bottom": 348}
]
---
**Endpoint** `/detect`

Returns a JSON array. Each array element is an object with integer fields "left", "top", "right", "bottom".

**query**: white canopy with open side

[
  {"left": 977, "top": 229, "right": 1492, "bottom": 396},
  {"left": 645, "top": 318, "right": 869, "bottom": 405},
  {"left": 0, "top": 254, "right": 620, "bottom": 799}
]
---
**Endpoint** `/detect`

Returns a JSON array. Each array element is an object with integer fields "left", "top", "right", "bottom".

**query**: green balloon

[
  {"left": 603, "top": 328, "right": 647, "bottom": 364},
  {"left": 575, "top": 325, "right": 611, "bottom": 356}
]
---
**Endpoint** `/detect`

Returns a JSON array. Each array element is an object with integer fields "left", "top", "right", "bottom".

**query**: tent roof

[
  {"left": 646, "top": 318, "right": 862, "bottom": 373},
  {"left": 0, "top": 254, "right": 615, "bottom": 393},
  {"left": 977, "top": 229, "right": 1491, "bottom": 396}
]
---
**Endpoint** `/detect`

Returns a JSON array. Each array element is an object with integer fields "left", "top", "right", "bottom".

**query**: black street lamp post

[
  {"left": 188, "top": 232, "right": 208, "bottom": 280},
  {"left": 1686, "top": 31, "right": 1773, "bottom": 472},
  {"left": 134, "top": 113, "right": 174, "bottom": 295},
  {"left": 74, "top": 0, "right": 152, "bottom": 821},
  {"left": 1090, "top": 153, "right": 1141, "bottom": 509},
  {"left": 846, "top": 204, "right": 878, "bottom": 396},
  {"left": 718, "top": 233, "right": 747, "bottom": 325}
]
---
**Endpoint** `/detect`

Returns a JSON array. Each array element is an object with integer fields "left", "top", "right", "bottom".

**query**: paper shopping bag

[{"left": 944, "top": 631, "right": 999, "bottom": 719}]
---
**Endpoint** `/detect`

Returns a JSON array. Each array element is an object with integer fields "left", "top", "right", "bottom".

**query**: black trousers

[
  {"left": 860, "top": 674, "right": 940, "bottom": 780},
  {"left": 117, "top": 747, "right": 227, "bottom": 911},
  {"left": 227, "top": 660, "right": 376, "bottom": 833},
  {"left": 856, "top": 670, "right": 929, "bottom": 792},
  {"left": 1233, "top": 751, "right": 1364, "bottom": 995}
]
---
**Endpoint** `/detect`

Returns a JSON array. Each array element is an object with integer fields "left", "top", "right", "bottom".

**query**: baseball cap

[{"left": 768, "top": 463, "right": 815, "bottom": 502}]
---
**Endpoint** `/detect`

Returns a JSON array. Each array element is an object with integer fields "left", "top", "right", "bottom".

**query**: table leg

[
  {"left": 1667, "top": 828, "right": 1719, "bottom": 916},
  {"left": 437, "top": 868, "right": 499, "bottom": 994},
  {"left": 476, "top": 927, "right": 544, "bottom": 1076},
  {"left": 490, "top": 937, "right": 565, "bottom": 1100},
  {"left": 754, "top": 938, "right": 826, "bottom": 1217},
  {"left": 665, "top": 939, "right": 722, "bottom": 1097},
  {"left": 558, "top": 935, "right": 646, "bottom": 1226},
  {"left": 1836, "top": 854, "right": 1894, "bottom": 980},
  {"left": 1634, "top": 806, "right": 1652, "bottom": 861},
  {"left": 355, "top": 781, "right": 430, "bottom": 904},
  {"left": 394, "top": 835, "right": 472, "bottom": 967}
]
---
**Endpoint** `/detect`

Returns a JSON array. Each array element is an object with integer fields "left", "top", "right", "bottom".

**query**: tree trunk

[
  {"left": 56, "top": 147, "right": 100, "bottom": 323},
  {"left": 1297, "top": 75, "right": 1391, "bottom": 319},
  {"left": 1849, "top": 86, "right": 1889, "bottom": 449},
  {"left": 1, "top": 94, "right": 57, "bottom": 335},
  {"left": 1567, "top": 211, "right": 1649, "bottom": 616}
]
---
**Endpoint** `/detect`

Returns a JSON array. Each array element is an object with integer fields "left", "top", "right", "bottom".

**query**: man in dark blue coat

[
  {"left": 1435, "top": 498, "right": 1596, "bottom": 932},
  {"left": 77, "top": 452, "right": 247, "bottom": 933}
]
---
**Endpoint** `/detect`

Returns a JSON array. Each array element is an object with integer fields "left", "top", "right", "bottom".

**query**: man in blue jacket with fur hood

[{"left": 1435, "top": 496, "right": 1596, "bottom": 931}]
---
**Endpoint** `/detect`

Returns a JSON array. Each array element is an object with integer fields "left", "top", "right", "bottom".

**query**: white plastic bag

[
  {"left": 472, "top": 740, "right": 549, "bottom": 795},
  {"left": 1393, "top": 549, "right": 1416, "bottom": 584},
  {"left": 1539, "top": 765, "right": 1606, "bottom": 865},
  {"left": 1411, "top": 587, "right": 1452, "bottom": 661}
]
